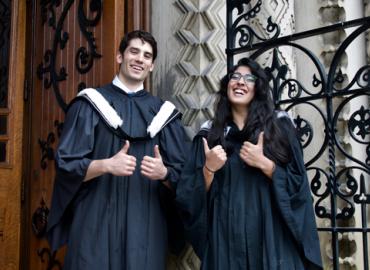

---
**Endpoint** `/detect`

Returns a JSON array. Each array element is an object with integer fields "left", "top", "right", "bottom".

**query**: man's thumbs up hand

[
  {"left": 108, "top": 140, "right": 137, "bottom": 176},
  {"left": 141, "top": 145, "right": 168, "bottom": 181}
]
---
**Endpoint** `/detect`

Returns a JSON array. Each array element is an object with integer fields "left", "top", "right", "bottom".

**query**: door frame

[{"left": 0, "top": 0, "right": 26, "bottom": 269}]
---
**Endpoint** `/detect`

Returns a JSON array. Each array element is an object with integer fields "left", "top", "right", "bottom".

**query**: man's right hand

[
  {"left": 84, "top": 140, "right": 136, "bottom": 181},
  {"left": 108, "top": 140, "right": 137, "bottom": 176}
]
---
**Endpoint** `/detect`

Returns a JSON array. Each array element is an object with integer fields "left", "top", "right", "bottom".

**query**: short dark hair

[{"left": 119, "top": 30, "right": 158, "bottom": 61}]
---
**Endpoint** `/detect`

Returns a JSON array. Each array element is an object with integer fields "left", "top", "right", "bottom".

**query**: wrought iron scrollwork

[
  {"left": 54, "top": 120, "right": 64, "bottom": 138},
  {"left": 332, "top": 94, "right": 369, "bottom": 170},
  {"left": 38, "top": 132, "right": 55, "bottom": 170},
  {"left": 228, "top": 0, "right": 279, "bottom": 50},
  {"left": 264, "top": 49, "right": 288, "bottom": 102},
  {"left": 37, "top": 0, "right": 102, "bottom": 112},
  {"left": 37, "top": 49, "right": 67, "bottom": 90},
  {"left": 226, "top": 2, "right": 370, "bottom": 269},
  {"left": 40, "top": 0, "right": 62, "bottom": 29},
  {"left": 38, "top": 120, "right": 64, "bottom": 170},
  {"left": 37, "top": 248, "right": 62, "bottom": 270},
  {"left": 334, "top": 167, "right": 370, "bottom": 220},
  {"left": 294, "top": 115, "right": 313, "bottom": 148},
  {"left": 334, "top": 170, "right": 357, "bottom": 220},
  {"left": 254, "top": 43, "right": 327, "bottom": 100},
  {"left": 348, "top": 106, "right": 370, "bottom": 142},
  {"left": 309, "top": 167, "right": 331, "bottom": 219},
  {"left": 353, "top": 173, "right": 370, "bottom": 204},
  {"left": 32, "top": 198, "right": 49, "bottom": 238},
  {"left": 76, "top": 0, "right": 102, "bottom": 74},
  {"left": 78, "top": 82, "right": 87, "bottom": 92}
]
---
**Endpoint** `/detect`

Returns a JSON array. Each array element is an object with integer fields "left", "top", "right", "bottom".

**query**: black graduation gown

[
  {"left": 176, "top": 116, "right": 323, "bottom": 270},
  {"left": 47, "top": 83, "right": 188, "bottom": 270}
]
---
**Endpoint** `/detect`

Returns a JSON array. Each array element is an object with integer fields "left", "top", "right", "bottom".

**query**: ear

[
  {"left": 116, "top": 53, "right": 123, "bottom": 64},
  {"left": 149, "top": 63, "right": 154, "bottom": 72}
]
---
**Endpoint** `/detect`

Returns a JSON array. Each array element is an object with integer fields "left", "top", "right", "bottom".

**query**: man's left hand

[{"left": 140, "top": 145, "right": 168, "bottom": 181}]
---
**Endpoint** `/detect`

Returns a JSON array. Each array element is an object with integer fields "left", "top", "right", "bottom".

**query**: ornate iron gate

[{"left": 226, "top": 1, "right": 370, "bottom": 269}]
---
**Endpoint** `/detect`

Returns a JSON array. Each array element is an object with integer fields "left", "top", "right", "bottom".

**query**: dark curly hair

[{"left": 207, "top": 58, "right": 291, "bottom": 165}]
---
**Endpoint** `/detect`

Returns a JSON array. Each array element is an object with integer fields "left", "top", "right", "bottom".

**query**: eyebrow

[
  {"left": 234, "top": 72, "right": 256, "bottom": 77},
  {"left": 128, "top": 46, "right": 153, "bottom": 57}
]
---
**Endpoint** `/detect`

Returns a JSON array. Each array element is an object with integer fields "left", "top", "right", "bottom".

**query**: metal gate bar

[{"left": 226, "top": 1, "right": 370, "bottom": 269}]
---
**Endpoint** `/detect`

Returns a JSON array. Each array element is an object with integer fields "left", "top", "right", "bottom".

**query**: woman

[{"left": 176, "top": 58, "right": 323, "bottom": 269}]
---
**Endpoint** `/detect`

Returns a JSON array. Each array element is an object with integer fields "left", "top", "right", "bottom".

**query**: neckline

[{"left": 110, "top": 83, "right": 148, "bottom": 97}]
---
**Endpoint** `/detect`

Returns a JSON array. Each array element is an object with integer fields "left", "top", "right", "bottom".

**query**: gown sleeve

[
  {"left": 47, "top": 98, "right": 99, "bottom": 251},
  {"left": 272, "top": 115, "right": 323, "bottom": 269},
  {"left": 158, "top": 116, "right": 189, "bottom": 190},
  {"left": 155, "top": 116, "right": 190, "bottom": 255},
  {"left": 175, "top": 134, "right": 209, "bottom": 258}
]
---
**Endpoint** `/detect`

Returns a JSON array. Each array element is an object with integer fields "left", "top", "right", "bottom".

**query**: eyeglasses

[{"left": 229, "top": 72, "right": 257, "bottom": 84}]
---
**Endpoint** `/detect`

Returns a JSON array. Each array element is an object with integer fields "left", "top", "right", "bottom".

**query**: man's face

[{"left": 116, "top": 38, "right": 154, "bottom": 86}]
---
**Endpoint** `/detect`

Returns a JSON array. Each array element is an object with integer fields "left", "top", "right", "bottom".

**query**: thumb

[
  {"left": 122, "top": 140, "right": 130, "bottom": 153},
  {"left": 202, "top": 137, "right": 210, "bottom": 153},
  {"left": 257, "top": 132, "right": 264, "bottom": 147},
  {"left": 154, "top": 145, "right": 161, "bottom": 158}
]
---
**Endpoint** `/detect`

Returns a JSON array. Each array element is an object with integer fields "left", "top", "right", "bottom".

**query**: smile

[
  {"left": 130, "top": 65, "right": 144, "bottom": 71},
  {"left": 233, "top": 88, "right": 248, "bottom": 96}
]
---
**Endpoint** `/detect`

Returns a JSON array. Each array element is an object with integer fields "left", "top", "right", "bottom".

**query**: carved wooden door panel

[{"left": 23, "top": 1, "right": 124, "bottom": 269}]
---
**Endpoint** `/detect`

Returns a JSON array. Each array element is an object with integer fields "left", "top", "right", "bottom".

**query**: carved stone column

[
  {"left": 151, "top": 1, "right": 226, "bottom": 268},
  {"left": 151, "top": 0, "right": 226, "bottom": 139},
  {"left": 341, "top": 1, "right": 368, "bottom": 270}
]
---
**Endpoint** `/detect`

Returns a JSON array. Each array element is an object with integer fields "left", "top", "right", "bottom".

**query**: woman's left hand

[
  {"left": 240, "top": 132, "right": 275, "bottom": 178},
  {"left": 240, "top": 132, "right": 265, "bottom": 167}
]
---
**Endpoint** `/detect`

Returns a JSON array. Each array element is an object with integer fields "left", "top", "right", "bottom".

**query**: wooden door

[
  {"left": 0, "top": 1, "right": 26, "bottom": 269},
  {"left": 22, "top": 1, "right": 124, "bottom": 269}
]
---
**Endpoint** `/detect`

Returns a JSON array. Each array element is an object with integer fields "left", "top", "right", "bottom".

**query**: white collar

[
  {"left": 112, "top": 75, "right": 144, "bottom": 93},
  {"left": 77, "top": 88, "right": 178, "bottom": 138}
]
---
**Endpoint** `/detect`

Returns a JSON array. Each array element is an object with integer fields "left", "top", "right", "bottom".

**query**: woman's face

[{"left": 227, "top": 65, "right": 256, "bottom": 109}]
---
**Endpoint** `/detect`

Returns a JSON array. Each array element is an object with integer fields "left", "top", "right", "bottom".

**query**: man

[{"left": 47, "top": 30, "right": 187, "bottom": 270}]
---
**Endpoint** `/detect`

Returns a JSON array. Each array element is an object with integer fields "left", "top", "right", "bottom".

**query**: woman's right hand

[
  {"left": 202, "top": 138, "right": 227, "bottom": 172},
  {"left": 202, "top": 138, "right": 227, "bottom": 191}
]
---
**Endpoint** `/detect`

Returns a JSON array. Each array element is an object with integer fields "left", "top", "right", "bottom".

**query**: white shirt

[{"left": 112, "top": 75, "right": 144, "bottom": 93}]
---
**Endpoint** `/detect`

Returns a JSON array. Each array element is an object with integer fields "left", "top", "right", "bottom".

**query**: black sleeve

[
  {"left": 158, "top": 116, "right": 189, "bottom": 190},
  {"left": 47, "top": 99, "right": 99, "bottom": 251},
  {"left": 175, "top": 134, "right": 209, "bottom": 258},
  {"left": 155, "top": 116, "right": 190, "bottom": 255},
  {"left": 272, "top": 116, "right": 323, "bottom": 269}
]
